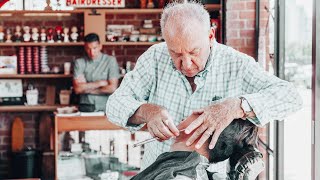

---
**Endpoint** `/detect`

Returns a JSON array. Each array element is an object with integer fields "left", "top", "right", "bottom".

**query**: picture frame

[{"left": 0, "top": 56, "right": 18, "bottom": 74}]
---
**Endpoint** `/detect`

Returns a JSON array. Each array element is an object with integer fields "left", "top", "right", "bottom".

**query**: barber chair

[
  {"left": 207, "top": 145, "right": 264, "bottom": 180},
  {"left": 207, "top": 118, "right": 265, "bottom": 180},
  {"left": 228, "top": 147, "right": 264, "bottom": 180},
  {"left": 207, "top": 146, "right": 265, "bottom": 180}
]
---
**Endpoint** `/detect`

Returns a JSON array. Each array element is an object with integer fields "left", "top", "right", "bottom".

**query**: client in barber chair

[{"left": 131, "top": 114, "right": 264, "bottom": 180}]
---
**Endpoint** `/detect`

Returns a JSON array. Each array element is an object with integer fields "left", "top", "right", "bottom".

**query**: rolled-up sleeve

[
  {"left": 73, "top": 58, "right": 85, "bottom": 79},
  {"left": 239, "top": 56, "right": 303, "bottom": 126},
  {"left": 106, "top": 48, "right": 155, "bottom": 132},
  {"left": 108, "top": 57, "right": 120, "bottom": 79}
]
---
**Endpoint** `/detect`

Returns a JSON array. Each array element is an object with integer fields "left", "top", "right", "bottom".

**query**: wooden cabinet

[{"left": 54, "top": 116, "right": 123, "bottom": 180}]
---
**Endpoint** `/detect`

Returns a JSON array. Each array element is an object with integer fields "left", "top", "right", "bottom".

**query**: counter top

[{"left": 55, "top": 115, "right": 123, "bottom": 132}]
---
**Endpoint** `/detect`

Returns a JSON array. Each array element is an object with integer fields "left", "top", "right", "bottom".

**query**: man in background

[{"left": 73, "top": 33, "right": 120, "bottom": 112}]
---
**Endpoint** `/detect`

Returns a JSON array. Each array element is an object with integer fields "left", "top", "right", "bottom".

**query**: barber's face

[
  {"left": 84, "top": 41, "right": 102, "bottom": 60},
  {"left": 164, "top": 24, "right": 215, "bottom": 77}
]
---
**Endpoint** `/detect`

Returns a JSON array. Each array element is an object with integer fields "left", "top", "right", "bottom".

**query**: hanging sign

[{"left": 66, "top": 0, "right": 125, "bottom": 8}]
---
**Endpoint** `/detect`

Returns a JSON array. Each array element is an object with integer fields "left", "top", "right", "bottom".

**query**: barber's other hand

[
  {"left": 185, "top": 98, "right": 244, "bottom": 149},
  {"left": 144, "top": 104, "right": 180, "bottom": 141}
]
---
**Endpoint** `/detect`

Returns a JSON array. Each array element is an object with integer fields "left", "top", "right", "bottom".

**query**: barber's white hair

[{"left": 160, "top": 0, "right": 211, "bottom": 38}]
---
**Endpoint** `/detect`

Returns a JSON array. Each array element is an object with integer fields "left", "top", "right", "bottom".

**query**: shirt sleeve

[
  {"left": 105, "top": 47, "right": 156, "bottom": 132},
  {"left": 73, "top": 58, "right": 85, "bottom": 79},
  {"left": 239, "top": 55, "right": 303, "bottom": 126},
  {"left": 107, "top": 56, "right": 120, "bottom": 79}
]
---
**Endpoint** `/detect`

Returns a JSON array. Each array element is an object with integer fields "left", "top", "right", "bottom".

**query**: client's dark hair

[
  {"left": 84, "top": 33, "right": 100, "bottom": 43},
  {"left": 208, "top": 119, "right": 258, "bottom": 167}
]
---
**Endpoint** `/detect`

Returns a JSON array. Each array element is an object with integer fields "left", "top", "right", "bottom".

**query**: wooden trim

[
  {"left": 0, "top": 74, "right": 73, "bottom": 79},
  {"left": 0, "top": 10, "right": 84, "bottom": 14},
  {"left": 103, "top": 41, "right": 159, "bottom": 46},
  {"left": 205, "top": 4, "right": 222, "bottom": 11},
  {"left": 103, "top": 8, "right": 163, "bottom": 14},
  {"left": 7, "top": 178, "right": 41, "bottom": 180},
  {"left": 0, "top": 42, "right": 158, "bottom": 46},
  {"left": 0, "top": 5, "right": 220, "bottom": 15},
  {"left": 55, "top": 116, "right": 123, "bottom": 132},
  {"left": 54, "top": 115, "right": 58, "bottom": 180},
  {"left": 0, "top": 42, "right": 84, "bottom": 46},
  {"left": 0, "top": 105, "right": 72, "bottom": 112}
]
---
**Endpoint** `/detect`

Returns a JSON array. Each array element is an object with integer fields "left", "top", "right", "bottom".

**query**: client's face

[{"left": 171, "top": 114, "right": 210, "bottom": 159}]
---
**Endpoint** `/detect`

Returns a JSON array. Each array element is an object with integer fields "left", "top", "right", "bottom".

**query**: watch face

[{"left": 0, "top": 79, "right": 23, "bottom": 97}]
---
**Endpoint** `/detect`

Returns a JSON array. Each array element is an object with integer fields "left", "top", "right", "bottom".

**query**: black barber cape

[{"left": 131, "top": 151, "right": 201, "bottom": 180}]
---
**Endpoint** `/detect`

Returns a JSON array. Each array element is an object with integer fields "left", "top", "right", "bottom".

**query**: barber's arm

[
  {"left": 239, "top": 57, "right": 303, "bottom": 125},
  {"left": 128, "top": 103, "right": 179, "bottom": 139},
  {"left": 184, "top": 97, "right": 246, "bottom": 150},
  {"left": 106, "top": 48, "right": 156, "bottom": 131},
  {"left": 106, "top": 46, "right": 179, "bottom": 139},
  {"left": 185, "top": 54, "right": 302, "bottom": 150}
]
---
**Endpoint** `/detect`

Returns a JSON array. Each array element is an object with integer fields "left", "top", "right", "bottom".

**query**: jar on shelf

[{"left": 59, "top": 90, "right": 71, "bottom": 105}]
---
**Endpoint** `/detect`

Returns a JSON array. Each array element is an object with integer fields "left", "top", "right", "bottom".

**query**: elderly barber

[{"left": 106, "top": 1, "right": 302, "bottom": 175}]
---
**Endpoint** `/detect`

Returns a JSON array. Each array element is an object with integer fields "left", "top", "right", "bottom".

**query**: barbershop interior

[{"left": 0, "top": 0, "right": 319, "bottom": 180}]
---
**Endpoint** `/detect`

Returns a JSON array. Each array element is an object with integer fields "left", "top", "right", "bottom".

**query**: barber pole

[{"left": 66, "top": 0, "right": 125, "bottom": 8}]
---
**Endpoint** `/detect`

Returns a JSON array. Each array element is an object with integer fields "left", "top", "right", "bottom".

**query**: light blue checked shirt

[{"left": 106, "top": 40, "right": 302, "bottom": 173}]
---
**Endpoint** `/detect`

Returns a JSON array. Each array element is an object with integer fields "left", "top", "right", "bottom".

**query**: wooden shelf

[
  {"left": 0, "top": 4, "right": 220, "bottom": 16},
  {"left": 0, "top": 74, "right": 73, "bottom": 79},
  {"left": 55, "top": 116, "right": 122, "bottom": 132},
  {"left": 102, "top": 5, "right": 220, "bottom": 13},
  {"left": 0, "top": 9, "right": 164, "bottom": 16},
  {"left": 0, "top": 42, "right": 159, "bottom": 46},
  {"left": 0, "top": 42, "right": 84, "bottom": 46},
  {"left": 103, "top": 8, "right": 163, "bottom": 14},
  {"left": 0, "top": 10, "right": 84, "bottom": 14},
  {"left": 205, "top": 4, "right": 222, "bottom": 11},
  {"left": 0, "top": 104, "right": 71, "bottom": 112},
  {"left": 103, "top": 41, "right": 160, "bottom": 46}
]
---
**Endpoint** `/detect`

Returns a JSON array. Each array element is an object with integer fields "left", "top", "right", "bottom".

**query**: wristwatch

[{"left": 240, "top": 97, "right": 253, "bottom": 119}]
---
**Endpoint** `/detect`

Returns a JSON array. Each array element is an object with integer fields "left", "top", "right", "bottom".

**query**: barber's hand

[
  {"left": 145, "top": 104, "right": 180, "bottom": 141},
  {"left": 185, "top": 98, "right": 244, "bottom": 149}
]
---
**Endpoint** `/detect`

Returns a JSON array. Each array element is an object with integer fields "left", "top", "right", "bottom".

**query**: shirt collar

[{"left": 86, "top": 53, "right": 103, "bottom": 63}]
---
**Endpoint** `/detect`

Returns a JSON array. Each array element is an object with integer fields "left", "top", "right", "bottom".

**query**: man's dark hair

[
  {"left": 209, "top": 119, "right": 259, "bottom": 167},
  {"left": 84, "top": 33, "right": 100, "bottom": 43}
]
